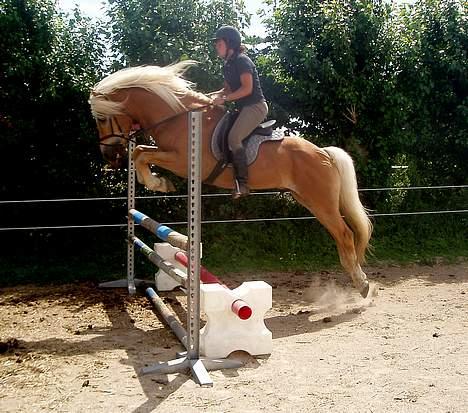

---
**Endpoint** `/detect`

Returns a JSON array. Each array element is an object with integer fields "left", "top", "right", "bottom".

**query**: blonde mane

[{"left": 89, "top": 60, "right": 203, "bottom": 119}]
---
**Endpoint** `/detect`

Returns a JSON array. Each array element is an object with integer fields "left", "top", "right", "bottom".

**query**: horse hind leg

[
  {"left": 316, "top": 210, "right": 370, "bottom": 297},
  {"left": 292, "top": 192, "right": 370, "bottom": 298}
]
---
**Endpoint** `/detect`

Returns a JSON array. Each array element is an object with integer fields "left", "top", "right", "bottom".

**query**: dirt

[{"left": 0, "top": 262, "right": 467, "bottom": 412}]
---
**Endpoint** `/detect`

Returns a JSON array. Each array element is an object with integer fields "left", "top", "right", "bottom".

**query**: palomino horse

[{"left": 89, "top": 61, "right": 372, "bottom": 298}]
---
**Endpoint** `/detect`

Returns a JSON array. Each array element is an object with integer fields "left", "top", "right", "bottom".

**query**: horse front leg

[{"left": 132, "top": 145, "right": 177, "bottom": 192}]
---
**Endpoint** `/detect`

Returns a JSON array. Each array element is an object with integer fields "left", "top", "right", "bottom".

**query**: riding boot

[{"left": 231, "top": 148, "right": 250, "bottom": 199}]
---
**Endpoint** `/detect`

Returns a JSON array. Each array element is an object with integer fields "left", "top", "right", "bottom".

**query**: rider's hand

[{"left": 212, "top": 96, "right": 226, "bottom": 106}]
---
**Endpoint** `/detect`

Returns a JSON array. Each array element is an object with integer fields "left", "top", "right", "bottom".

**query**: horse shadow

[{"left": 266, "top": 308, "right": 363, "bottom": 340}]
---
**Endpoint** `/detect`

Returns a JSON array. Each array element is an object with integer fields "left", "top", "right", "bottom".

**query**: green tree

[
  {"left": 0, "top": 0, "right": 108, "bottom": 200},
  {"left": 259, "top": 0, "right": 405, "bottom": 190},
  {"left": 106, "top": 0, "right": 250, "bottom": 91},
  {"left": 258, "top": 0, "right": 467, "bottom": 200},
  {"left": 395, "top": 0, "right": 467, "bottom": 186}
]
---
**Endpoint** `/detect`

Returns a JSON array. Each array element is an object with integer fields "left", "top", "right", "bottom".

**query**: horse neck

[
  {"left": 143, "top": 89, "right": 224, "bottom": 145},
  {"left": 126, "top": 88, "right": 223, "bottom": 154},
  {"left": 126, "top": 88, "right": 218, "bottom": 125},
  {"left": 125, "top": 88, "right": 176, "bottom": 127}
]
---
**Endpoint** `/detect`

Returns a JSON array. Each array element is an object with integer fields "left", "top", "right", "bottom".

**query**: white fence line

[
  {"left": 0, "top": 209, "right": 467, "bottom": 232},
  {"left": 0, "top": 184, "right": 466, "bottom": 232},
  {"left": 0, "top": 185, "right": 467, "bottom": 205}
]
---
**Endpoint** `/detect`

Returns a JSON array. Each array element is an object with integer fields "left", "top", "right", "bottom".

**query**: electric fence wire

[{"left": 0, "top": 185, "right": 466, "bottom": 231}]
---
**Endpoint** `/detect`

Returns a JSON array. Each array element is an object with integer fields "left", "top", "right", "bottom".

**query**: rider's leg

[{"left": 228, "top": 101, "right": 268, "bottom": 198}]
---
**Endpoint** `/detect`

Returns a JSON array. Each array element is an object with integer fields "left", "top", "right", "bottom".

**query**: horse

[{"left": 88, "top": 60, "right": 373, "bottom": 298}]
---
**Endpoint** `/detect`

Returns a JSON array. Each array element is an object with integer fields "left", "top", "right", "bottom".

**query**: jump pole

[
  {"left": 131, "top": 234, "right": 252, "bottom": 320},
  {"left": 128, "top": 208, "right": 253, "bottom": 320},
  {"left": 129, "top": 208, "right": 188, "bottom": 251},
  {"left": 174, "top": 250, "right": 252, "bottom": 320},
  {"left": 131, "top": 235, "right": 187, "bottom": 286}
]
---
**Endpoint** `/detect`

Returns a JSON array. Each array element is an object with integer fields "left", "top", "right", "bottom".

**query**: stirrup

[{"left": 232, "top": 180, "right": 250, "bottom": 199}]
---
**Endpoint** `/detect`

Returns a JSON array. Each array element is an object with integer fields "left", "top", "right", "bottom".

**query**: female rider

[{"left": 211, "top": 26, "right": 268, "bottom": 198}]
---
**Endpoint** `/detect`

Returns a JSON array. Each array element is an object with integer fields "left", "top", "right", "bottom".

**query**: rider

[{"left": 211, "top": 25, "right": 268, "bottom": 199}]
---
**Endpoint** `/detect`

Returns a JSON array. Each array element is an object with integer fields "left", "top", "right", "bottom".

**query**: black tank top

[{"left": 223, "top": 53, "right": 265, "bottom": 108}]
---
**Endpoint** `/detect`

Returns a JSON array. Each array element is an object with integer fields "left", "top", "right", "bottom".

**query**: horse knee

[
  {"left": 133, "top": 145, "right": 159, "bottom": 161},
  {"left": 132, "top": 145, "right": 144, "bottom": 161}
]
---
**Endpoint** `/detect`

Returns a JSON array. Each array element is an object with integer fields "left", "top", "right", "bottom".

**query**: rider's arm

[
  {"left": 210, "top": 81, "right": 231, "bottom": 96},
  {"left": 224, "top": 80, "right": 232, "bottom": 95},
  {"left": 225, "top": 73, "right": 252, "bottom": 102}
]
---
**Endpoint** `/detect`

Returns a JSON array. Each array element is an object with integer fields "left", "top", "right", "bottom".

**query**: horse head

[
  {"left": 88, "top": 88, "right": 135, "bottom": 168},
  {"left": 96, "top": 115, "right": 135, "bottom": 169},
  {"left": 89, "top": 61, "right": 207, "bottom": 169}
]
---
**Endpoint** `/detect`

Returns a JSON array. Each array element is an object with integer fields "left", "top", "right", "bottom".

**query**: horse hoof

[{"left": 360, "top": 281, "right": 370, "bottom": 298}]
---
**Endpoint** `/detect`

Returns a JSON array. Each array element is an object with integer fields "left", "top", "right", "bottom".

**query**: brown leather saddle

[{"left": 205, "top": 111, "right": 284, "bottom": 185}]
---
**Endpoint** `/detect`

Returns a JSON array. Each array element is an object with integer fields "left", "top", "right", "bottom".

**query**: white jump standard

[{"left": 138, "top": 111, "right": 233, "bottom": 386}]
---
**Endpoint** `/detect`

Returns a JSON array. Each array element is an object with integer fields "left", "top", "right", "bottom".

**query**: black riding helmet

[{"left": 212, "top": 25, "right": 242, "bottom": 50}]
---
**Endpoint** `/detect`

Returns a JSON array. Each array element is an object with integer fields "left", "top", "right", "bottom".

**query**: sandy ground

[{"left": 0, "top": 262, "right": 467, "bottom": 413}]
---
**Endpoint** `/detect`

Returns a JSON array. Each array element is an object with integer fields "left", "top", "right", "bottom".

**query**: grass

[{"left": 201, "top": 215, "right": 467, "bottom": 274}]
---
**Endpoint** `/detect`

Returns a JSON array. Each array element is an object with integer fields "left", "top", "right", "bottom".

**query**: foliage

[
  {"left": 258, "top": 0, "right": 467, "bottom": 210},
  {"left": 106, "top": 0, "right": 251, "bottom": 91},
  {"left": 259, "top": 0, "right": 398, "bottom": 189},
  {"left": 393, "top": 0, "right": 468, "bottom": 186},
  {"left": 1, "top": 213, "right": 466, "bottom": 286},
  {"left": 0, "top": 0, "right": 108, "bottom": 201}
]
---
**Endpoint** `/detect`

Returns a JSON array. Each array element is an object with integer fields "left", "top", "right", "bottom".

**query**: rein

[{"left": 99, "top": 104, "right": 212, "bottom": 147}]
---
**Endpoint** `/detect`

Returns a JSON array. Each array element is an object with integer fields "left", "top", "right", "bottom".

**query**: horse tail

[{"left": 324, "top": 146, "right": 372, "bottom": 264}]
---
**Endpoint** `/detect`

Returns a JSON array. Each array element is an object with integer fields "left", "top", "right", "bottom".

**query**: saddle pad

[{"left": 211, "top": 113, "right": 285, "bottom": 166}]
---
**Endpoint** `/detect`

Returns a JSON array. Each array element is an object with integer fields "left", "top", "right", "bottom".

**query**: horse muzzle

[
  {"left": 100, "top": 137, "right": 128, "bottom": 169},
  {"left": 108, "top": 151, "right": 127, "bottom": 169}
]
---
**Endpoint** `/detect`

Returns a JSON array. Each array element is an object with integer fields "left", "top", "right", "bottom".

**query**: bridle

[
  {"left": 99, "top": 117, "right": 132, "bottom": 146},
  {"left": 99, "top": 104, "right": 212, "bottom": 148}
]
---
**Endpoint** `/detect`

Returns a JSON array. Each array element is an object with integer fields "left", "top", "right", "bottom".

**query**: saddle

[{"left": 205, "top": 111, "right": 284, "bottom": 185}]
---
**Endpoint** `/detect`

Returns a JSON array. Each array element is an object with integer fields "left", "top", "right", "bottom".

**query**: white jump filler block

[
  {"left": 200, "top": 281, "right": 272, "bottom": 359},
  {"left": 153, "top": 242, "right": 273, "bottom": 358},
  {"left": 154, "top": 242, "right": 185, "bottom": 291}
]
